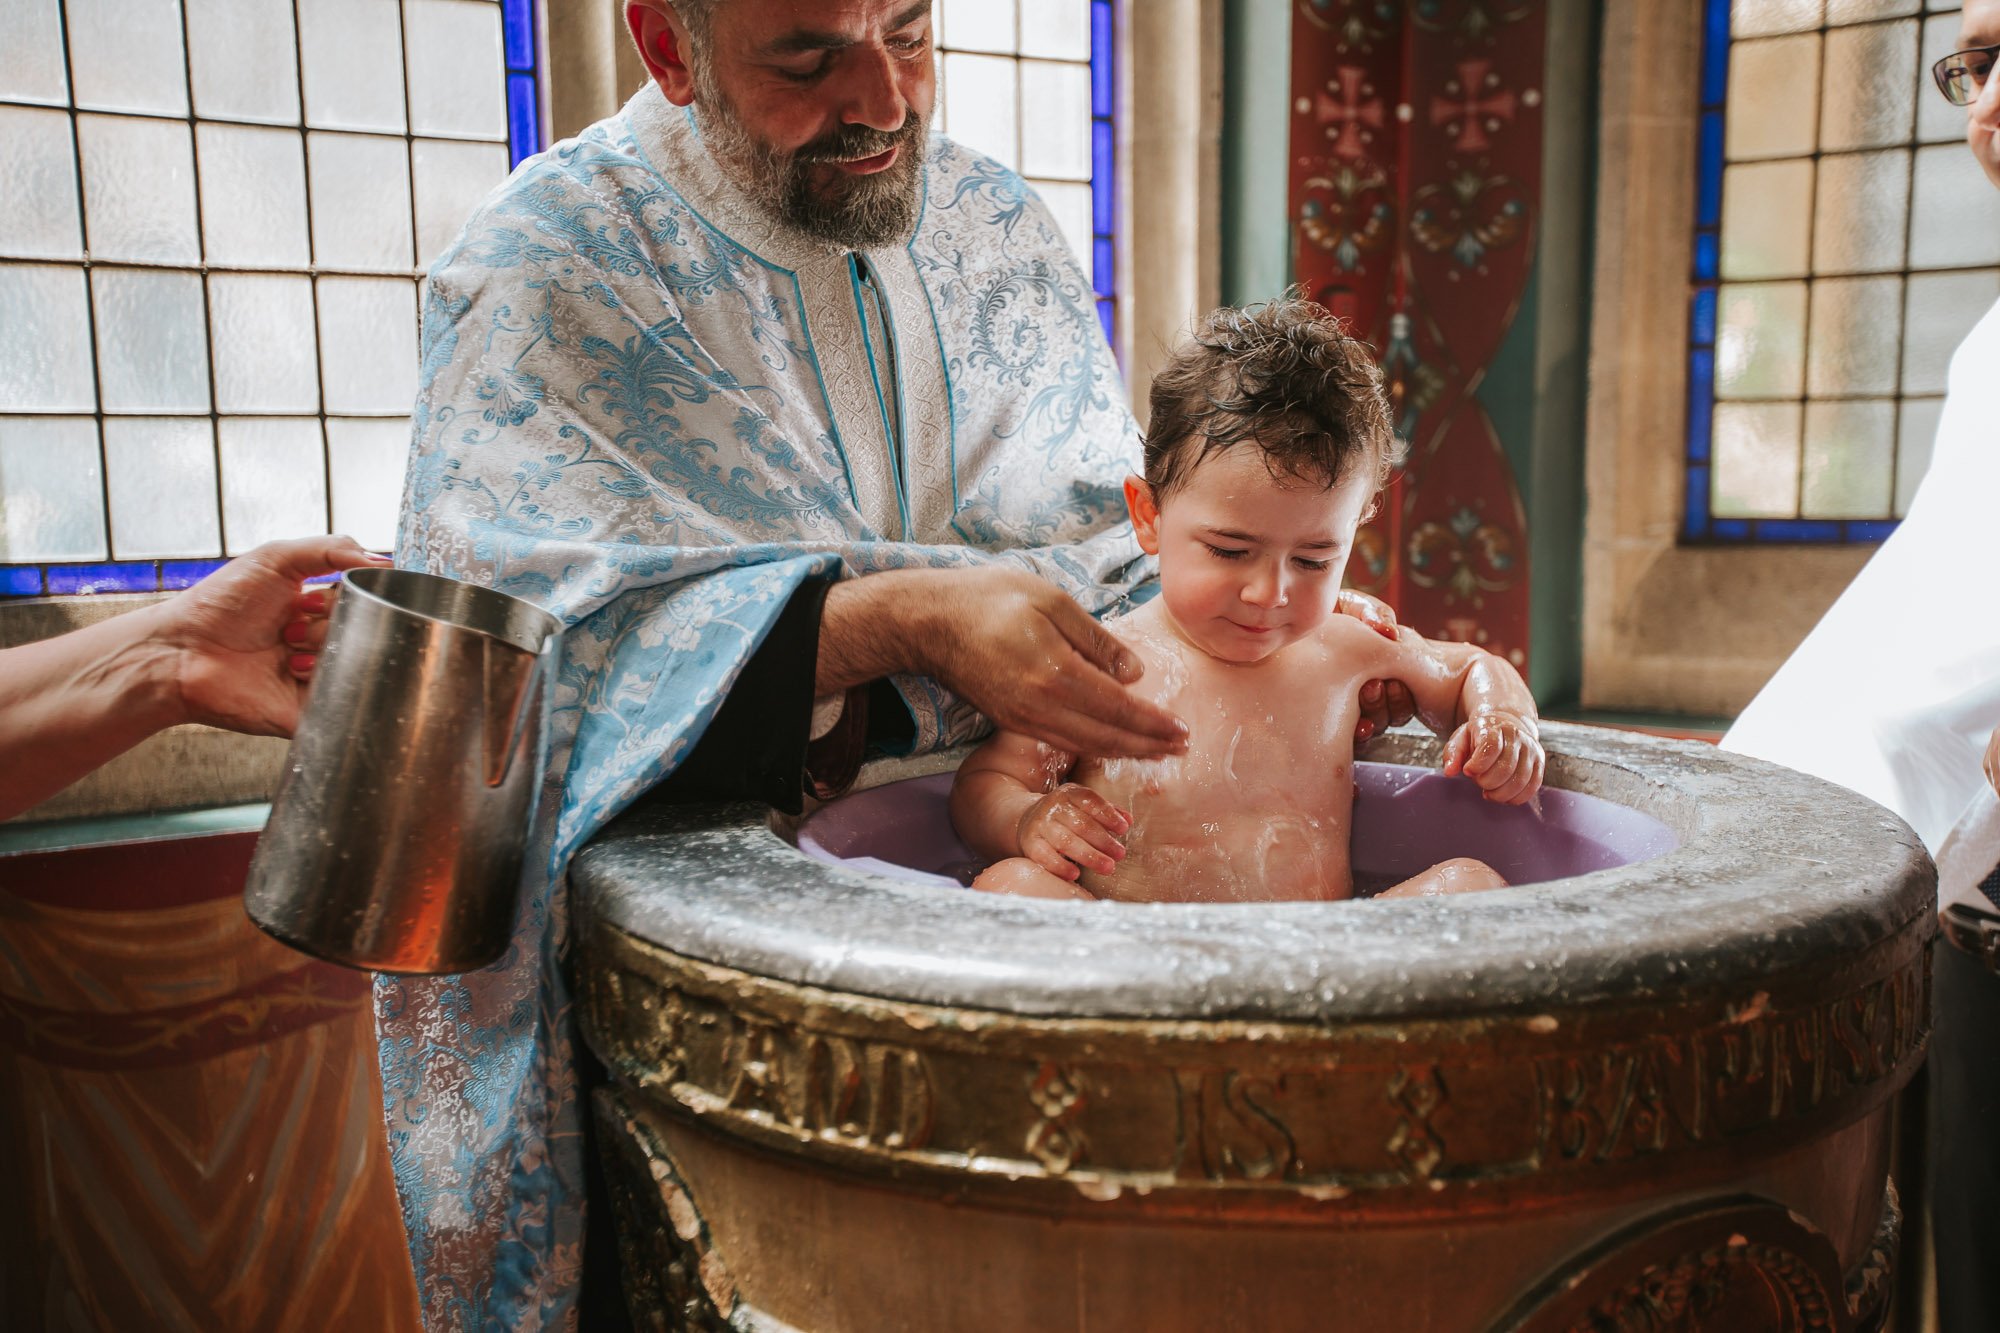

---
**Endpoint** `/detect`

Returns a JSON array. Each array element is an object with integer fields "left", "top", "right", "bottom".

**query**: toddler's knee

[
  {"left": 1433, "top": 857, "right": 1508, "bottom": 893},
  {"left": 972, "top": 857, "right": 1095, "bottom": 899}
]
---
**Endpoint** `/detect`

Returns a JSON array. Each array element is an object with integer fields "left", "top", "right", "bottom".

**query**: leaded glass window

[
  {"left": 933, "top": 0, "right": 1119, "bottom": 344},
  {"left": 1684, "top": 0, "right": 1997, "bottom": 543},
  {"left": 0, "top": 0, "right": 542, "bottom": 597}
]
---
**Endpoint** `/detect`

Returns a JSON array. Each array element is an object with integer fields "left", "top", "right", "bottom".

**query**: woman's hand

[{"left": 157, "top": 536, "right": 388, "bottom": 737}]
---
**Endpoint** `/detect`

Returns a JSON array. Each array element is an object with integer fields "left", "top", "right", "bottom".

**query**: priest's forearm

[{"left": 814, "top": 569, "right": 944, "bottom": 696}]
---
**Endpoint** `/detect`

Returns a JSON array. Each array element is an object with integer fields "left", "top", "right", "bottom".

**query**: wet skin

[{"left": 952, "top": 449, "right": 1543, "bottom": 903}]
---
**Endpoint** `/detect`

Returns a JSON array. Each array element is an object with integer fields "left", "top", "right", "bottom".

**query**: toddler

[{"left": 950, "top": 296, "right": 1544, "bottom": 902}]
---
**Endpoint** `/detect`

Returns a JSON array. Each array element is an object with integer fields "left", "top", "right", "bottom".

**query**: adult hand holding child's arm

[{"left": 1336, "top": 589, "right": 1418, "bottom": 739}]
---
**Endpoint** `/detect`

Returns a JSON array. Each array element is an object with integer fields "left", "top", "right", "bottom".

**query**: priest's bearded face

[{"left": 668, "top": 0, "right": 936, "bottom": 247}]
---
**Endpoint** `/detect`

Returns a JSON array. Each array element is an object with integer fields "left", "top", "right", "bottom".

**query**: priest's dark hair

[{"left": 1142, "top": 290, "right": 1402, "bottom": 502}]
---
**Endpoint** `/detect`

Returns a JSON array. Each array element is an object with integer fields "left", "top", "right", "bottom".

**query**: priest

[{"left": 380, "top": 1, "right": 1406, "bottom": 1325}]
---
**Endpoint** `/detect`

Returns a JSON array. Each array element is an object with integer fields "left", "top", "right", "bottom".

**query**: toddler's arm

[
  {"left": 951, "top": 730, "right": 1131, "bottom": 881},
  {"left": 1368, "top": 629, "right": 1544, "bottom": 805}
]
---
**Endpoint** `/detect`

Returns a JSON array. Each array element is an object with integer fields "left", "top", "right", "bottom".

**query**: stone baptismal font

[{"left": 573, "top": 722, "right": 1931, "bottom": 1332}]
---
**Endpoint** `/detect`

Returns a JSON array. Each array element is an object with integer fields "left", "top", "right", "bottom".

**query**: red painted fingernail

[
  {"left": 289, "top": 653, "right": 316, "bottom": 674},
  {"left": 283, "top": 621, "right": 308, "bottom": 646},
  {"left": 298, "top": 590, "right": 328, "bottom": 613}
]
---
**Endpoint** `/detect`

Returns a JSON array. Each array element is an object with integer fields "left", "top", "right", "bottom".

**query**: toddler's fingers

[
  {"left": 1486, "top": 762, "right": 1537, "bottom": 805},
  {"left": 1068, "top": 787, "right": 1131, "bottom": 834},
  {"left": 1055, "top": 806, "right": 1125, "bottom": 860},
  {"left": 1463, "top": 725, "right": 1503, "bottom": 777},
  {"left": 1055, "top": 827, "right": 1118, "bottom": 876},
  {"left": 1025, "top": 838, "right": 1081, "bottom": 881},
  {"left": 1442, "top": 724, "right": 1471, "bottom": 776}
]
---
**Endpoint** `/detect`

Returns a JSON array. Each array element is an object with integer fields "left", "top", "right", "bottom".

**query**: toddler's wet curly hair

[{"left": 1143, "top": 291, "right": 1402, "bottom": 501}]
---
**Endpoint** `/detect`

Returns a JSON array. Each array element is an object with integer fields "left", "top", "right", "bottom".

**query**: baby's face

[{"left": 1133, "top": 446, "right": 1376, "bottom": 665}]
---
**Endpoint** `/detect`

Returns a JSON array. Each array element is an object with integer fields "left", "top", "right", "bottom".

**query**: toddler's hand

[
  {"left": 1016, "top": 783, "right": 1131, "bottom": 881},
  {"left": 1442, "top": 711, "right": 1544, "bottom": 805}
]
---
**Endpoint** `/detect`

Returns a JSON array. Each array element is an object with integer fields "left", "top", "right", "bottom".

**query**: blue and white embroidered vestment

[{"left": 378, "top": 86, "right": 1150, "bottom": 1329}]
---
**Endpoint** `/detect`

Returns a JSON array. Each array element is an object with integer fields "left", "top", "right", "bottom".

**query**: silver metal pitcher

[{"left": 244, "top": 566, "right": 562, "bottom": 975}]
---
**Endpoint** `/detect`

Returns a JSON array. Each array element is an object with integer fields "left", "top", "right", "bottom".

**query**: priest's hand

[
  {"left": 1336, "top": 590, "right": 1417, "bottom": 741},
  {"left": 921, "top": 569, "right": 1190, "bottom": 758},
  {"left": 818, "top": 567, "right": 1189, "bottom": 759}
]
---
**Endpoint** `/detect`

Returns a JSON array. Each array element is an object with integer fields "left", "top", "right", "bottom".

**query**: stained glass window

[
  {"left": 933, "top": 0, "right": 1119, "bottom": 345},
  {"left": 1685, "top": 0, "right": 1997, "bottom": 543},
  {"left": 0, "top": 0, "right": 541, "bottom": 597}
]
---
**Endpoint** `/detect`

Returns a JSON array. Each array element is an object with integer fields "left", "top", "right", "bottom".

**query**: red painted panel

[{"left": 1290, "top": 0, "right": 1544, "bottom": 670}]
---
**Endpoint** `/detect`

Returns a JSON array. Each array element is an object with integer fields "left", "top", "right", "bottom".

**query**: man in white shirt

[{"left": 1723, "top": 5, "right": 2000, "bottom": 1326}]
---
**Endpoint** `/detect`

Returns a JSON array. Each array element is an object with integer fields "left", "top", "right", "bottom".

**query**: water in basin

[{"left": 796, "top": 761, "right": 1681, "bottom": 895}]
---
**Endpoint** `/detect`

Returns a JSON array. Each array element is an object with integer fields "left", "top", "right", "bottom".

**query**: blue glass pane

[
  {"left": 1701, "top": 0, "right": 1731, "bottom": 106},
  {"left": 162, "top": 558, "right": 228, "bottom": 590},
  {"left": 1711, "top": 519, "right": 1750, "bottom": 541},
  {"left": 1690, "top": 286, "right": 1717, "bottom": 346},
  {"left": 1846, "top": 520, "right": 1899, "bottom": 543},
  {"left": 1686, "top": 348, "right": 1714, "bottom": 461},
  {"left": 48, "top": 562, "right": 155, "bottom": 594},
  {"left": 1759, "top": 520, "right": 1843, "bottom": 543},
  {"left": 502, "top": 0, "right": 536, "bottom": 72},
  {"left": 1694, "top": 230, "right": 1719, "bottom": 280},
  {"left": 1091, "top": 1, "right": 1114, "bottom": 119},
  {"left": 1091, "top": 122, "right": 1115, "bottom": 242},
  {"left": 1096, "top": 297, "right": 1114, "bottom": 345},
  {"left": 0, "top": 566, "right": 44, "bottom": 596},
  {"left": 1684, "top": 464, "right": 1712, "bottom": 538},
  {"left": 1093, "top": 238, "right": 1115, "bottom": 297},
  {"left": 1696, "top": 112, "right": 1724, "bottom": 226},
  {"left": 507, "top": 72, "right": 540, "bottom": 166}
]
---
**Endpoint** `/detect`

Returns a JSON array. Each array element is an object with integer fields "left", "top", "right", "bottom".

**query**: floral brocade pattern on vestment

[{"left": 376, "top": 87, "right": 1150, "bottom": 1331}]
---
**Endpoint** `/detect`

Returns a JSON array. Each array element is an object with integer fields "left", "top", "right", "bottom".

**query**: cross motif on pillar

[
  {"left": 1430, "top": 59, "right": 1517, "bottom": 154},
  {"left": 1314, "top": 66, "right": 1385, "bottom": 161}
]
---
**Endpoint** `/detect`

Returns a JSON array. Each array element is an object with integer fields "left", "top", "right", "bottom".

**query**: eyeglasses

[{"left": 1934, "top": 44, "right": 1997, "bottom": 107}]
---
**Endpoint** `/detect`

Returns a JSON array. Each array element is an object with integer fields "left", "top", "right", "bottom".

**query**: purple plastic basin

[{"left": 795, "top": 761, "right": 1682, "bottom": 894}]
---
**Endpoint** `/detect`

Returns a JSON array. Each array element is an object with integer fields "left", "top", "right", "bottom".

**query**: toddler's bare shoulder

[{"left": 1312, "top": 612, "right": 1404, "bottom": 666}]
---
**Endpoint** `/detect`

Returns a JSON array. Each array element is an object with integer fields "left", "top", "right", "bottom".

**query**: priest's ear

[
  {"left": 1124, "top": 475, "right": 1163, "bottom": 555},
  {"left": 628, "top": 2, "right": 698, "bottom": 105}
]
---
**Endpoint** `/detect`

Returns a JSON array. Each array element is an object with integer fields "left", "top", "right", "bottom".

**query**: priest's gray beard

[{"left": 691, "top": 68, "right": 927, "bottom": 249}]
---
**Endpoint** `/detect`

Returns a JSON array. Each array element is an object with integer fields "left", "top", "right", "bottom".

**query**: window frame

[
  {"left": 1681, "top": 0, "right": 1973, "bottom": 546},
  {"left": 0, "top": 0, "right": 545, "bottom": 600}
]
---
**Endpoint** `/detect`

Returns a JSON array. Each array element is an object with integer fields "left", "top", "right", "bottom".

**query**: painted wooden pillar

[{"left": 1289, "top": 0, "right": 1545, "bottom": 671}]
